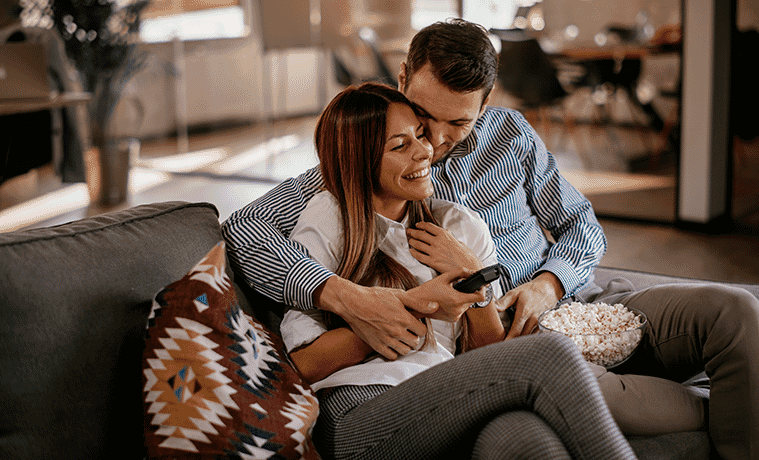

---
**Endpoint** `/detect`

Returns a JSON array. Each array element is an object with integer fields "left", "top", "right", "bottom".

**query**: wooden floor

[{"left": 2, "top": 110, "right": 759, "bottom": 286}]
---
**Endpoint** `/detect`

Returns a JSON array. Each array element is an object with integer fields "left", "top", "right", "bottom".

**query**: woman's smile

[{"left": 403, "top": 167, "right": 430, "bottom": 180}]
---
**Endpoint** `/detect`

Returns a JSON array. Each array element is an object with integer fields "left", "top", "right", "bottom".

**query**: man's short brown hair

[{"left": 403, "top": 18, "right": 498, "bottom": 103}]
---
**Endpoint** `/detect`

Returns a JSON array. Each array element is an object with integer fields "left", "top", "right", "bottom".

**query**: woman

[{"left": 280, "top": 83, "right": 636, "bottom": 460}]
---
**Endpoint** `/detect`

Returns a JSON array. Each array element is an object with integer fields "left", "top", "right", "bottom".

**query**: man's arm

[
  {"left": 224, "top": 174, "right": 436, "bottom": 359},
  {"left": 222, "top": 166, "right": 331, "bottom": 308},
  {"left": 314, "top": 276, "right": 432, "bottom": 360},
  {"left": 290, "top": 270, "right": 486, "bottom": 383},
  {"left": 500, "top": 113, "right": 606, "bottom": 337}
]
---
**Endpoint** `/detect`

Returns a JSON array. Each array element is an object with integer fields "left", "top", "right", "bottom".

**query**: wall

[
  {"left": 109, "top": 0, "right": 327, "bottom": 140},
  {"left": 110, "top": 0, "right": 415, "bottom": 140}
]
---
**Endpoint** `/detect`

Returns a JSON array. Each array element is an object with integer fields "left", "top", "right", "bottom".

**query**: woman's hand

[
  {"left": 407, "top": 222, "right": 482, "bottom": 273},
  {"left": 402, "top": 268, "right": 485, "bottom": 323}
]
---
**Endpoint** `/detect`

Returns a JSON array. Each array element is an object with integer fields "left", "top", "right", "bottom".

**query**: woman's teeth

[{"left": 403, "top": 168, "right": 429, "bottom": 180}]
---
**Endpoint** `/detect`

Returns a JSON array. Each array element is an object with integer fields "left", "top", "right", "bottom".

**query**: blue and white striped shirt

[{"left": 222, "top": 107, "right": 606, "bottom": 310}]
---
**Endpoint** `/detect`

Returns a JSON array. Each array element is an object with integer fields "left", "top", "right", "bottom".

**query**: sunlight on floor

[
  {"left": 0, "top": 168, "right": 171, "bottom": 233},
  {"left": 207, "top": 135, "right": 301, "bottom": 174},
  {"left": 135, "top": 148, "right": 228, "bottom": 172},
  {"left": 563, "top": 170, "right": 675, "bottom": 195},
  {"left": 0, "top": 134, "right": 306, "bottom": 233}
]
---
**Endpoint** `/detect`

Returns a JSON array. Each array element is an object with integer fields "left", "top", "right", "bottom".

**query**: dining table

[{"left": 550, "top": 42, "right": 681, "bottom": 132}]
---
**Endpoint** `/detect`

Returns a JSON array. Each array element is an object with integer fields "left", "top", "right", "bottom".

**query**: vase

[{"left": 85, "top": 135, "right": 138, "bottom": 207}]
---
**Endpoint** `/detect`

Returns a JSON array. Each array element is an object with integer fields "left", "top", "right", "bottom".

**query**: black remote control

[{"left": 453, "top": 264, "right": 501, "bottom": 293}]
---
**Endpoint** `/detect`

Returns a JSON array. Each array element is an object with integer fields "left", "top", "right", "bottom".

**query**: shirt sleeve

[
  {"left": 288, "top": 191, "right": 343, "bottom": 273},
  {"left": 221, "top": 166, "right": 335, "bottom": 309},
  {"left": 515, "top": 114, "right": 607, "bottom": 297},
  {"left": 280, "top": 308, "right": 329, "bottom": 352}
]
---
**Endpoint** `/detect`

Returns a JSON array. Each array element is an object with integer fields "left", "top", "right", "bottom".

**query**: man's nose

[{"left": 424, "top": 120, "right": 448, "bottom": 148}]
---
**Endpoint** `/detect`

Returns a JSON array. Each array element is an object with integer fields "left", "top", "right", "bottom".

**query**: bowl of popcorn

[{"left": 538, "top": 302, "right": 647, "bottom": 368}]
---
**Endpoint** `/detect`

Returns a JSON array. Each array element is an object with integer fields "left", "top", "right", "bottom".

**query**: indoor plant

[{"left": 50, "top": 0, "right": 150, "bottom": 205}]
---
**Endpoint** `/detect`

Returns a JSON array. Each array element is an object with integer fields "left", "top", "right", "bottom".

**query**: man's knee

[
  {"left": 596, "top": 371, "right": 707, "bottom": 435},
  {"left": 701, "top": 285, "right": 759, "bottom": 338},
  {"left": 723, "top": 286, "right": 759, "bottom": 323}
]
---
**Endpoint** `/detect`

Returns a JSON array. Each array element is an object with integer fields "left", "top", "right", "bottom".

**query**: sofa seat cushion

[
  {"left": 143, "top": 242, "right": 320, "bottom": 459},
  {"left": 0, "top": 202, "right": 249, "bottom": 460}
]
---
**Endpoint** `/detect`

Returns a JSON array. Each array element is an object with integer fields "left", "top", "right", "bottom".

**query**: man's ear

[
  {"left": 480, "top": 88, "right": 494, "bottom": 115},
  {"left": 398, "top": 62, "right": 407, "bottom": 92}
]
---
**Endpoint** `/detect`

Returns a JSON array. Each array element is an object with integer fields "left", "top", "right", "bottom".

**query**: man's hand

[
  {"left": 497, "top": 272, "right": 565, "bottom": 339},
  {"left": 407, "top": 222, "right": 482, "bottom": 273},
  {"left": 314, "top": 276, "right": 437, "bottom": 360},
  {"left": 403, "top": 268, "right": 486, "bottom": 322}
]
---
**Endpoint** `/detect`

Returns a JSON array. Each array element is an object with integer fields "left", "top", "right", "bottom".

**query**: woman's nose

[{"left": 412, "top": 136, "right": 433, "bottom": 160}]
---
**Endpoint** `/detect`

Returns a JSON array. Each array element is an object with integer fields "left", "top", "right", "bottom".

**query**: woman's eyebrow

[{"left": 386, "top": 133, "right": 407, "bottom": 142}]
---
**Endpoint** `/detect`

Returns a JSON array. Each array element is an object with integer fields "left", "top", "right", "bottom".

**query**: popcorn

[{"left": 539, "top": 302, "right": 645, "bottom": 368}]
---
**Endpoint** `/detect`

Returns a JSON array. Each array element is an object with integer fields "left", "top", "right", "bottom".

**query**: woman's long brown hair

[{"left": 315, "top": 83, "right": 438, "bottom": 347}]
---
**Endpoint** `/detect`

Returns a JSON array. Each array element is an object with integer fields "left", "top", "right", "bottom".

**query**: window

[
  {"left": 411, "top": 0, "right": 460, "bottom": 30},
  {"left": 139, "top": 0, "right": 246, "bottom": 43},
  {"left": 411, "top": 1, "right": 525, "bottom": 33},
  {"left": 140, "top": 6, "right": 246, "bottom": 42}
]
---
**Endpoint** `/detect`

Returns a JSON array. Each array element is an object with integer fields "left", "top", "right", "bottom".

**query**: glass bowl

[{"left": 538, "top": 303, "right": 647, "bottom": 369}]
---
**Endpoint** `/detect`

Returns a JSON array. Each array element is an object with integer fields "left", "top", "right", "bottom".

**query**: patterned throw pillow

[{"left": 142, "top": 242, "right": 321, "bottom": 459}]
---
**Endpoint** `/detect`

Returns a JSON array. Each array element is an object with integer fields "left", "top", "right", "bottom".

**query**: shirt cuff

[
  {"left": 534, "top": 258, "right": 582, "bottom": 299},
  {"left": 283, "top": 256, "right": 336, "bottom": 310}
]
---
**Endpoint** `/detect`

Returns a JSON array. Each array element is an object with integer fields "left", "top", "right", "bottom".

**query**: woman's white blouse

[{"left": 281, "top": 191, "right": 502, "bottom": 392}]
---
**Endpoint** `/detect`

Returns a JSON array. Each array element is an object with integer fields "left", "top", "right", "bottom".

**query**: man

[{"left": 223, "top": 19, "right": 758, "bottom": 459}]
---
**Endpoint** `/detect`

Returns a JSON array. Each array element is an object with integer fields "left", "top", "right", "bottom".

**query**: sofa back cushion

[{"left": 0, "top": 202, "right": 252, "bottom": 460}]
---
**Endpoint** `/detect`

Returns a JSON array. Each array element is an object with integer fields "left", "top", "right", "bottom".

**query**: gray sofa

[{"left": 1, "top": 201, "right": 751, "bottom": 459}]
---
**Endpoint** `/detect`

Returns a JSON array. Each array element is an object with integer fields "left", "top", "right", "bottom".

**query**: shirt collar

[
  {"left": 374, "top": 211, "right": 410, "bottom": 247},
  {"left": 437, "top": 123, "right": 481, "bottom": 161}
]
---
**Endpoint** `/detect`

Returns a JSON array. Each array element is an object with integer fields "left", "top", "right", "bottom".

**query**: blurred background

[{"left": 2, "top": 1, "right": 758, "bottom": 267}]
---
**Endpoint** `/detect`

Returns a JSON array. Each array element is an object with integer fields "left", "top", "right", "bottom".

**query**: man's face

[{"left": 400, "top": 63, "right": 491, "bottom": 163}]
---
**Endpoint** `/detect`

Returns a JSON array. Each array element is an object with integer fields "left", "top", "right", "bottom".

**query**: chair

[
  {"left": 329, "top": 27, "right": 398, "bottom": 89},
  {"left": 492, "top": 29, "right": 577, "bottom": 137},
  {"left": 357, "top": 26, "right": 397, "bottom": 88}
]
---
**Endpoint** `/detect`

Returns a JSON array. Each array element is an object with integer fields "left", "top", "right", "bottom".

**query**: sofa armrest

[
  {"left": 0, "top": 201, "right": 246, "bottom": 460},
  {"left": 595, "top": 266, "right": 759, "bottom": 300}
]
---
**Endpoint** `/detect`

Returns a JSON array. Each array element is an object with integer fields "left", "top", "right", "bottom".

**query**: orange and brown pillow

[{"left": 142, "top": 242, "right": 320, "bottom": 459}]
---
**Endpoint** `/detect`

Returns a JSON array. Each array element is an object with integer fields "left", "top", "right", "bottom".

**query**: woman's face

[{"left": 373, "top": 103, "right": 434, "bottom": 221}]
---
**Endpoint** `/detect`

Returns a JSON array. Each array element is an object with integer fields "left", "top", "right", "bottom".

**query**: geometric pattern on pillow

[{"left": 143, "top": 242, "right": 321, "bottom": 459}]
